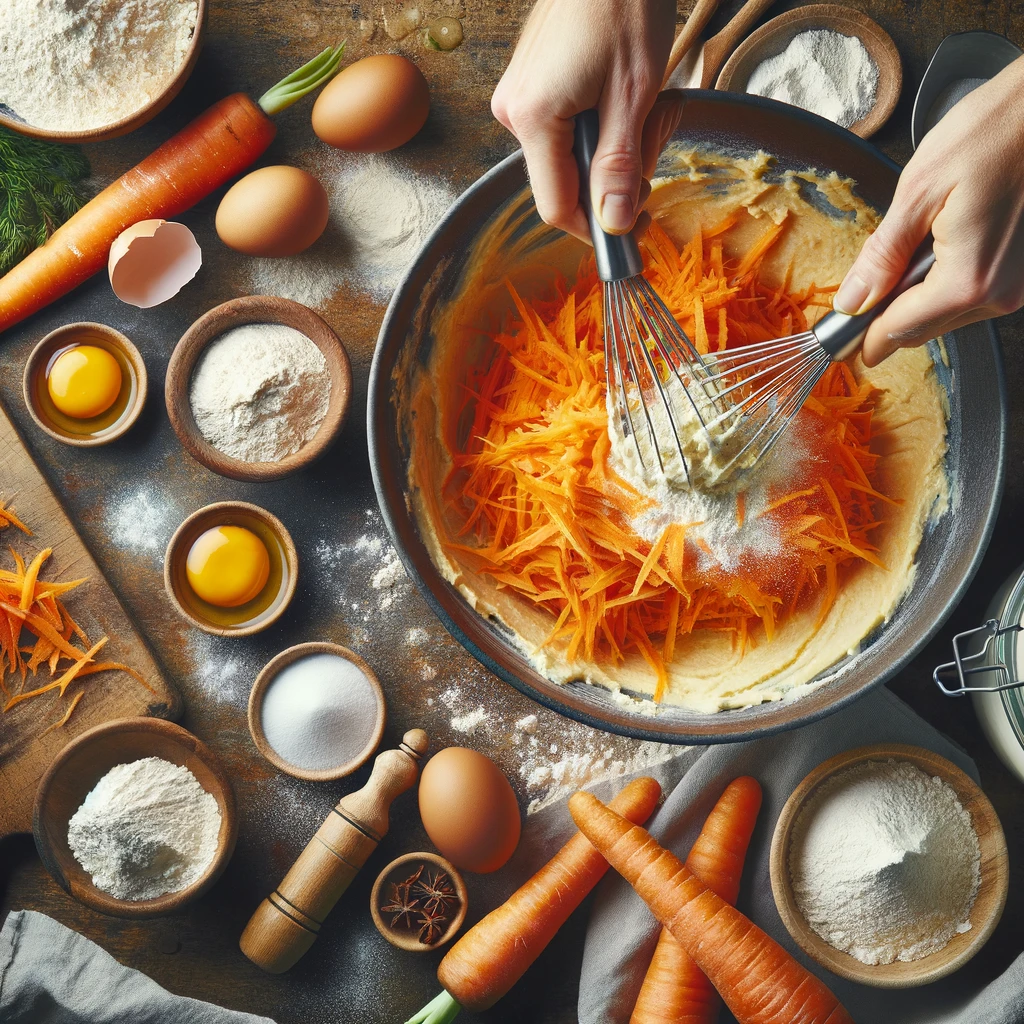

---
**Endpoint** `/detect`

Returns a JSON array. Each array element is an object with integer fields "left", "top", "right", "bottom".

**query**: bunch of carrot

[
  {"left": 446, "top": 215, "right": 895, "bottom": 698},
  {"left": 570, "top": 786, "right": 854, "bottom": 1024}
]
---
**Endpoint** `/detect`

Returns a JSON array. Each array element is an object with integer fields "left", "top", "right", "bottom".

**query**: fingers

[
  {"left": 834, "top": 171, "right": 947, "bottom": 316},
  {"left": 640, "top": 93, "right": 684, "bottom": 180},
  {"left": 592, "top": 82, "right": 655, "bottom": 235},
  {"left": 518, "top": 114, "right": 592, "bottom": 241},
  {"left": 859, "top": 269, "right": 981, "bottom": 366}
]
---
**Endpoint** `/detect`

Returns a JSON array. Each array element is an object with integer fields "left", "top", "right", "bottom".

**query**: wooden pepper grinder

[{"left": 240, "top": 728, "right": 428, "bottom": 973}]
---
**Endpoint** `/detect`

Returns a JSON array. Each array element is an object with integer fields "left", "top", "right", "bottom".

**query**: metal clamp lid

[{"left": 933, "top": 619, "right": 1024, "bottom": 696}]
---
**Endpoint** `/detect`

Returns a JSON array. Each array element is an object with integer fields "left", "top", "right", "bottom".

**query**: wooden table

[{"left": 2, "top": 2, "right": 1022, "bottom": 1021}]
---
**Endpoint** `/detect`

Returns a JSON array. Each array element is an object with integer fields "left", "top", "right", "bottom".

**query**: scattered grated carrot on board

[
  {"left": 444, "top": 215, "right": 896, "bottom": 698},
  {"left": 0, "top": 511, "right": 151, "bottom": 732}
]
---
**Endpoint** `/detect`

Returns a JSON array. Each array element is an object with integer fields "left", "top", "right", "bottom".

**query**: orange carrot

[
  {"left": 569, "top": 790, "right": 853, "bottom": 1024},
  {"left": 631, "top": 777, "right": 762, "bottom": 1024},
  {"left": 406, "top": 777, "right": 663, "bottom": 1024},
  {"left": 0, "top": 46, "right": 345, "bottom": 333}
]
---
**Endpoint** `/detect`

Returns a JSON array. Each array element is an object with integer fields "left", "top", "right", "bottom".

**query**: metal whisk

[{"left": 573, "top": 108, "right": 936, "bottom": 485}]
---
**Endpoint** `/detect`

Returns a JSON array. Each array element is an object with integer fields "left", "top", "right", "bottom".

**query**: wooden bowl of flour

[
  {"left": 770, "top": 743, "right": 1008, "bottom": 988},
  {"left": 0, "top": 0, "right": 207, "bottom": 142},
  {"left": 716, "top": 5, "right": 901, "bottom": 138},
  {"left": 165, "top": 295, "right": 352, "bottom": 482},
  {"left": 33, "top": 717, "right": 237, "bottom": 918}
]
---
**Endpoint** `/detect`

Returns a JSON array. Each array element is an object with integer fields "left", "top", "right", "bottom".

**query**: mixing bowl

[{"left": 369, "top": 90, "right": 1006, "bottom": 744}]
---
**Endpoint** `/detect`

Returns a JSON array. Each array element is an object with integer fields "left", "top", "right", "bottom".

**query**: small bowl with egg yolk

[
  {"left": 164, "top": 501, "right": 298, "bottom": 637},
  {"left": 23, "top": 322, "right": 147, "bottom": 447}
]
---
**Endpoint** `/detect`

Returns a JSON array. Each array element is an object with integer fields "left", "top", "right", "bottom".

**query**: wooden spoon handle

[
  {"left": 239, "top": 729, "right": 428, "bottom": 974},
  {"left": 662, "top": 0, "right": 722, "bottom": 87},
  {"left": 701, "top": 0, "right": 778, "bottom": 87}
]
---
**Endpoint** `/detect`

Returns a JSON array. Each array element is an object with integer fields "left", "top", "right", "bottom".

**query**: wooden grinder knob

[{"left": 240, "top": 729, "right": 428, "bottom": 973}]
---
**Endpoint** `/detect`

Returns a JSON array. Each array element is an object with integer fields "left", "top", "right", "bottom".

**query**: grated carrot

[{"left": 444, "top": 215, "right": 895, "bottom": 696}]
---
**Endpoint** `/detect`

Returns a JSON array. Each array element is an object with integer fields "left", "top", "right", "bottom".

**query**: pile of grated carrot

[
  {"left": 444, "top": 216, "right": 896, "bottom": 701},
  {"left": 0, "top": 499, "right": 152, "bottom": 734}
]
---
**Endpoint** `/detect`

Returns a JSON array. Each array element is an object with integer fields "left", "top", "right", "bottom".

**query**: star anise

[
  {"left": 401, "top": 864, "right": 425, "bottom": 889},
  {"left": 417, "top": 907, "right": 448, "bottom": 945},
  {"left": 413, "top": 868, "right": 457, "bottom": 913},
  {"left": 381, "top": 882, "right": 420, "bottom": 929}
]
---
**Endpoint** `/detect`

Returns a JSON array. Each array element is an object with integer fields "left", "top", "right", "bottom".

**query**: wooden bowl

[
  {"left": 770, "top": 743, "right": 1009, "bottom": 988},
  {"left": 370, "top": 852, "right": 468, "bottom": 952},
  {"left": 0, "top": 1, "right": 207, "bottom": 143},
  {"left": 716, "top": 5, "right": 902, "bottom": 138},
  {"left": 164, "top": 501, "right": 298, "bottom": 637},
  {"left": 165, "top": 296, "right": 352, "bottom": 482},
  {"left": 248, "top": 642, "right": 386, "bottom": 782},
  {"left": 33, "top": 717, "right": 236, "bottom": 918},
  {"left": 23, "top": 322, "right": 147, "bottom": 447}
]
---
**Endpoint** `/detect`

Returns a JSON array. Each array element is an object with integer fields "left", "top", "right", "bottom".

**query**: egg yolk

[
  {"left": 47, "top": 345, "right": 123, "bottom": 419},
  {"left": 186, "top": 525, "right": 271, "bottom": 608}
]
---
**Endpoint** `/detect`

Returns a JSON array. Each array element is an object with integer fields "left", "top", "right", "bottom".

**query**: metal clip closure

[{"left": 933, "top": 619, "right": 1024, "bottom": 697}]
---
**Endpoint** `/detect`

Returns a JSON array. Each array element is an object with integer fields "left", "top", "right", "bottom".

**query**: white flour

[
  {"left": 248, "top": 151, "right": 456, "bottom": 306},
  {"left": 189, "top": 323, "right": 332, "bottom": 463},
  {"left": 613, "top": 418, "right": 820, "bottom": 573},
  {"left": 747, "top": 29, "right": 879, "bottom": 129},
  {"left": 0, "top": 0, "right": 198, "bottom": 131},
  {"left": 313, "top": 524, "right": 412, "bottom": 618},
  {"left": 790, "top": 760, "right": 981, "bottom": 964},
  {"left": 67, "top": 757, "right": 221, "bottom": 901},
  {"left": 104, "top": 486, "right": 179, "bottom": 556}
]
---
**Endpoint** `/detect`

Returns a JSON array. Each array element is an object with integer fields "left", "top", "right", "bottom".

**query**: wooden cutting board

[{"left": 0, "top": 402, "right": 180, "bottom": 838}]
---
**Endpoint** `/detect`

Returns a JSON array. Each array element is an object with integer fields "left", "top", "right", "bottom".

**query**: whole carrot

[
  {"left": 569, "top": 789, "right": 853, "bottom": 1024},
  {"left": 407, "top": 776, "right": 662, "bottom": 1024},
  {"left": 0, "top": 45, "right": 345, "bottom": 334},
  {"left": 631, "top": 777, "right": 763, "bottom": 1024}
]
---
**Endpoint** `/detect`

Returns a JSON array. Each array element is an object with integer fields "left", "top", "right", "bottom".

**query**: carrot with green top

[
  {"left": 0, "top": 45, "right": 346, "bottom": 333},
  {"left": 406, "top": 776, "right": 662, "bottom": 1024},
  {"left": 569, "top": 788, "right": 852, "bottom": 1024},
  {"left": 631, "top": 777, "right": 762, "bottom": 1024}
]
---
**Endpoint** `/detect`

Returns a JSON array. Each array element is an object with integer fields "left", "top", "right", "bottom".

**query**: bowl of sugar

[
  {"left": 248, "top": 642, "right": 387, "bottom": 782},
  {"left": 770, "top": 743, "right": 1008, "bottom": 988}
]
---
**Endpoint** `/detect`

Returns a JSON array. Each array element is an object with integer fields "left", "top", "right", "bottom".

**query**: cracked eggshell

[{"left": 108, "top": 220, "right": 202, "bottom": 308}]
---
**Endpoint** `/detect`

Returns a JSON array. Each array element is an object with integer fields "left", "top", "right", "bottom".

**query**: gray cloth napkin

[
  {"left": 0, "top": 909, "right": 276, "bottom": 1024},
  {"left": 579, "top": 686, "right": 1024, "bottom": 1024}
]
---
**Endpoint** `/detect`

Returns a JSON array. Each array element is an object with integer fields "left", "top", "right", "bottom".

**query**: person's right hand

[
  {"left": 833, "top": 55, "right": 1024, "bottom": 365},
  {"left": 491, "top": 0, "right": 680, "bottom": 243}
]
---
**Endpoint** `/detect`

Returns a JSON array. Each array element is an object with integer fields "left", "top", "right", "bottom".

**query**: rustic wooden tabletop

[{"left": 1, "top": 2, "right": 1022, "bottom": 1022}]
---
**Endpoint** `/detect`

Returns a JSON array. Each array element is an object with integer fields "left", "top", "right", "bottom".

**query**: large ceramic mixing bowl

[{"left": 369, "top": 91, "right": 1007, "bottom": 744}]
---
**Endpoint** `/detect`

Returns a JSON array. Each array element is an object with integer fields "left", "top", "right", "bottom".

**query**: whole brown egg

[
  {"left": 312, "top": 54, "right": 430, "bottom": 152},
  {"left": 418, "top": 747, "right": 521, "bottom": 873},
  {"left": 215, "top": 166, "right": 329, "bottom": 257}
]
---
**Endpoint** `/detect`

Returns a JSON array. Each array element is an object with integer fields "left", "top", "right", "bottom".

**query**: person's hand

[
  {"left": 491, "top": 0, "right": 679, "bottom": 242},
  {"left": 834, "top": 56, "right": 1024, "bottom": 366}
]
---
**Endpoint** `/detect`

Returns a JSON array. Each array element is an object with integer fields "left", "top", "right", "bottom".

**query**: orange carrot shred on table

[
  {"left": 443, "top": 213, "right": 893, "bottom": 698},
  {"left": 570, "top": 790, "right": 853, "bottom": 1024},
  {"left": 631, "top": 777, "right": 762, "bottom": 1024},
  {"left": 406, "top": 777, "right": 663, "bottom": 1024},
  {"left": 0, "top": 502, "right": 32, "bottom": 536},
  {"left": 39, "top": 689, "right": 84, "bottom": 738}
]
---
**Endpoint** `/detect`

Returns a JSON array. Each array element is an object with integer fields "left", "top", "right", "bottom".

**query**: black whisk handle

[
  {"left": 813, "top": 239, "right": 937, "bottom": 360},
  {"left": 572, "top": 109, "right": 644, "bottom": 283}
]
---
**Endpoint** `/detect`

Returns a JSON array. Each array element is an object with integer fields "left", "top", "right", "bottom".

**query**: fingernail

[
  {"left": 833, "top": 273, "right": 872, "bottom": 315},
  {"left": 598, "top": 193, "right": 634, "bottom": 234}
]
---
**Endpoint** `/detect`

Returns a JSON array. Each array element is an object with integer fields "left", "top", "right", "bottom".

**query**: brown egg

[
  {"left": 215, "top": 166, "right": 329, "bottom": 257},
  {"left": 312, "top": 54, "right": 430, "bottom": 152},
  {"left": 418, "top": 747, "right": 521, "bottom": 873}
]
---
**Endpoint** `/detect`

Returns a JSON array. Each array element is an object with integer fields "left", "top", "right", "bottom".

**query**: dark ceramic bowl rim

[{"left": 368, "top": 90, "right": 1008, "bottom": 744}]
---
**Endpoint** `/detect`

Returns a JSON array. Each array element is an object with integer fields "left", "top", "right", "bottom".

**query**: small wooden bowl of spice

[
  {"left": 165, "top": 295, "right": 352, "bottom": 482},
  {"left": 248, "top": 642, "right": 387, "bottom": 782},
  {"left": 371, "top": 852, "right": 467, "bottom": 952},
  {"left": 716, "top": 5, "right": 901, "bottom": 139},
  {"left": 33, "top": 717, "right": 237, "bottom": 918},
  {"left": 770, "top": 743, "right": 1008, "bottom": 988},
  {"left": 164, "top": 501, "right": 298, "bottom": 637},
  {"left": 23, "top": 322, "right": 147, "bottom": 447}
]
